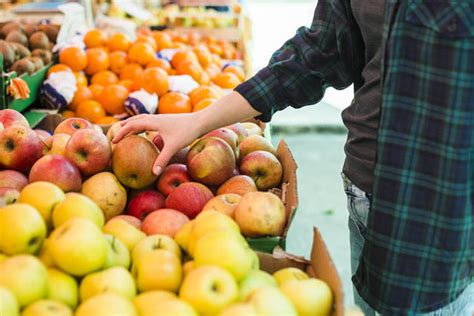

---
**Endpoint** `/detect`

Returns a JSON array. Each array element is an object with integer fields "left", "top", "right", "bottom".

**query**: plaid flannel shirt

[{"left": 235, "top": 0, "right": 473, "bottom": 314}]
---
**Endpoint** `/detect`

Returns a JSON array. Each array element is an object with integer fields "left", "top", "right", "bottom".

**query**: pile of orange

[{"left": 54, "top": 28, "right": 246, "bottom": 124}]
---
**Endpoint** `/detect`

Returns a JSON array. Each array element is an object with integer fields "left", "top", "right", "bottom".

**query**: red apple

[
  {"left": 165, "top": 182, "right": 214, "bottom": 219},
  {"left": 0, "top": 125, "right": 44, "bottom": 172},
  {"left": 45, "top": 133, "right": 71, "bottom": 156},
  {"left": 65, "top": 129, "right": 112, "bottom": 176},
  {"left": 108, "top": 215, "right": 142, "bottom": 229},
  {"left": 0, "top": 109, "right": 29, "bottom": 129},
  {"left": 186, "top": 137, "right": 235, "bottom": 186},
  {"left": 240, "top": 151, "right": 283, "bottom": 191},
  {"left": 145, "top": 131, "right": 164, "bottom": 151},
  {"left": 157, "top": 164, "right": 192, "bottom": 196},
  {"left": 0, "top": 187, "right": 20, "bottom": 207},
  {"left": 127, "top": 190, "right": 165, "bottom": 220},
  {"left": 54, "top": 118, "right": 93, "bottom": 136},
  {"left": 29, "top": 154, "right": 82, "bottom": 192},
  {"left": 202, "top": 194, "right": 241, "bottom": 219},
  {"left": 217, "top": 175, "right": 258, "bottom": 196},
  {"left": 0, "top": 170, "right": 29, "bottom": 191},
  {"left": 204, "top": 128, "right": 239, "bottom": 156},
  {"left": 225, "top": 123, "right": 248, "bottom": 143},
  {"left": 169, "top": 146, "right": 190, "bottom": 165},
  {"left": 34, "top": 129, "right": 51, "bottom": 141},
  {"left": 238, "top": 135, "right": 276, "bottom": 160},
  {"left": 142, "top": 208, "right": 190, "bottom": 237}
]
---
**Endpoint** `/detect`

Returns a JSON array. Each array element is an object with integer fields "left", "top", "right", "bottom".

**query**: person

[{"left": 113, "top": 1, "right": 474, "bottom": 314}]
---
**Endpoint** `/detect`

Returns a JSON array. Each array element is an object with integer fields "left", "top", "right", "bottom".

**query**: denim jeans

[{"left": 343, "top": 174, "right": 474, "bottom": 316}]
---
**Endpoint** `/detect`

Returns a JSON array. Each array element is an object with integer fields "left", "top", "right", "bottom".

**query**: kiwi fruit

[
  {"left": 11, "top": 58, "right": 35, "bottom": 76},
  {"left": 31, "top": 49, "right": 52, "bottom": 65},
  {"left": 2, "top": 22, "right": 24, "bottom": 37},
  {"left": 5, "top": 30, "right": 28, "bottom": 47},
  {"left": 29, "top": 31, "right": 49, "bottom": 50},
  {"left": 28, "top": 56, "right": 44, "bottom": 72},
  {"left": 11, "top": 43, "right": 31, "bottom": 59},
  {"left": 23, "top": 24, "right": 38, "bottom": 37},
  {"left": 0, "top": 40, "right": 15, "bottom": 68},
  {"left": 38, "top": 24, "right": 59, "bottom": 43}
]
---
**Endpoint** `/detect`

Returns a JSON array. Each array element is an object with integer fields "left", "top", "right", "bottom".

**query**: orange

[
  {"left": 69, "top": 86, "right": 92, "bottom": 111},
  {"left": 59, "top": 46, "right": 87, "bottom": 72},
  {"left": 187, "top": 32, "right": 202, "bottom": 46},
  {"left": 139, "top": 67, "right": 169, "bottom": 97},
  {"left": 171, "top": 50, "right": 198, "bottom": 69},
  {"left": 193, "top": 45, "right": 212, "bottom": 68},
  {"left": 109, "top": 51, "right": 128, "bottom": 74},
  {"left": 152, "top": 31, "right": 172, "bottom": 50},
  {"left": 85, "top": 48, "right": 110, "bottom": 75},
  {"left": 158, "top": 92, "right": 192, "bottom": 114},
  {"left": 118, "top": 80, "right": 133, "bottom": 91},
  {"left": 95, "top": 116, "right": 119, "bottom": 125},
  {"left": 76, "top": 100, "right": 106, "bottom": 123},
  {"left": 89, "top": 84, "right": 104, "bottom": 101},
  {"left": 119, "top": 63, "right": 143, "bottom": 81},
  {"left": 91, "top": 70, "right": 119, "bottom": 86},
  {"left": 223, "top": 65, "right": 245, "bottom": 81},
  {"left": 135, "top": 34, "right": 157, "bottom": 51},
  {"left": 176, "top": 61, "right": 208, "bottom": 85},
  {"left": 211, "top": 53, "right": 223, "bottom": 68},
  {"left": 205, "top": 63, "right": 221, "bottom": 80},
  {"left": 208, "top": 43, "right": 223, "bottom": 57},
  {"left": 193, "top": 98, "right": 217, "bottom": 112},
  {"left": 62, "top": 110, "right": 76, "bottom": 119},
  {"left": 213, "top": 72, "right": 241, "bottom": 89},
  {"left": 47, "top": 64, "right": 72, "bottom": 77},
  {"left": 107, "top": 33, "right": 131, "bottom": 52},
  {"left": 74, "top": 72, "right": 88, "bottom": 87},
  {"left": 171, "top": 42, "right": 187, "bottom": 50},
  {"left": 189, "top": 85, "right": 220, "bottom": 106},
  {"left": 97, "top": 84, "right": 129, "bottom": 115},
  {"left": 84, "top": 29, "right": 108, "bottom": 48},
  {"left": 146, "top": 58, "right": 172, "bottom": 74},
  {"left": 128, "top": 42, "right": 156, "bottom": 66}
]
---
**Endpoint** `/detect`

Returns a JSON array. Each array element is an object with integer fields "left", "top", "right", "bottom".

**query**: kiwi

[
  {"left": 29, "top": 31, "right": 49, "bottom": 50},
  {"left": 38, "top": 24, "right": 59, "bottom": 43},
  {"left": 2, "top": 22, "right": 24, "bottom": 37},
  {"left": 11, "top": 43, "right": 31, "bottom": 59},
  {"left": 11, "top": 58, "right": 35, "bottom": 76},
  {"left": 0, "top": 40, "right": 15, "bottom": 68},
  {"left": 23, "top": 24, "right": 38, "bottom": 37},
  {"left": 31, "top": 49, "right": 52, "bottom": 65},
  {"left": 28, "top": 56, "right": 44, "bottom": 72},
  {"left": 5, "top": 31, "right": 28, "bottom": 47}
]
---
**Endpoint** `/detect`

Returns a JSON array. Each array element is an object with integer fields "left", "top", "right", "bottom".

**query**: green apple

[
  {"left": 249, "top": 249, "right": 259, "bottom": 270},
  {"left": 46, "top": 268, "right": 78, "bottom": 309},
  {"left": 133, "top": 290, "right": 177, "bottom": 314},
  {"left": 239, "top": 270, "right": 277, "bottom": 300},
  {"left": 0, "top": 203, "right": 46, "bottom": 255},
  {"left": 175, "top": 221, "right": 193, "bottom": 252},
  {"left": 132, "top": 235, "right": 181, "bottom": 264},
  {"left": 248, "top": 287, "right": 297, "bottom": 316},
  {"left": 48, "top": 218, "right": 108, "bottom": 276},
  {"left": 273, "top": 267, "right": 309, "bottom": 286},
  {"left": 280, "top": 279, "right": 333, "bottom": 316},
  {"left": 75, "top": 293, "right": 138, "bottom": 316},
  {"left": 0, "top": 255, "right": 48, "bottom": 307},
  {"left": 21, "top": 299, "right": 72, "bottom": 316},
  {"left": 218, "top": 303, "right": 258, "bottom": 316},
  {"left": 52, "top": 193, "right": 105, "bottom": 229},
  {"left": 80, "top": 266, "right": 136, "bottom": 301},
  {"left": 0, "top": 286, "right": 19, "bottom": 316},
  {"left": 193, "top": 229, "right": 253, "bottom": 281},
  {"left": 38, "top": 238, "right": 55, "bottom": 267},
  {"left": 18, "top": 181, "right": 65, "bottom": 228},
  {"left": 179, "top": 266, "right": 238, "bottom": 315},
  {"left": 134, "top": 249, "right": 182, "bottom": 293},
  {"left": 103, "top": 219, "right": 146, "bottom": 252},
  {"left": 103, "top": 234, "right": 130, "bottom": 269}
]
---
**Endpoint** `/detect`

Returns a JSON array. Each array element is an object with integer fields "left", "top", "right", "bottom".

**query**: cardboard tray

[{"left": 258, "top": 227, "right": 344, "bottom": 316}]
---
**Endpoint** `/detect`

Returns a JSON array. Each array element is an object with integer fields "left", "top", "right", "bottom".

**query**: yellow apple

[
  {"left": 248, "top": 287, "right": 297, "bottom": 316},
  {"left": 46, "top": 268, "right": 78, "bottom": 309},
  {"left": 133, "top": 290, "right": 177, "bottom": 313},
  {"left": 48, "top": 218, "right": 108, "bottom": 276},
  {"left": 0, "top": 203, "right": 46, "bottom": 255},
  {"left": 22, "top": 299, "right": 72, "bottom": 316},
  {"left": 18, "top": 181, "right": 65, "bottom": 227},
  {"left": 239, "top": 270, "right": 277, "bottom": 301},
  {"left": 273, "top": 267, "right": 309, "bottom": 286},
  {"left": 174, "top": 220, "right": 193, "bottom": 252},
  {"left": 134, "top": 249, "right": 182, "bottom": 293},
  {"left": 52, "top": 193, "right": 104, "bottom": 229},
  {"left": 280, "top": 279, "right": 333, "bottom": 316},
  {"left": 81, "top": 172, "right": 127, "bottom": 221},
  {"left": 38, "top": 238, "right": 55, "bottom": 267},
  {"left": 201, "top": 194, "right": 241, "bottom": 218},
  {"left": 0, "top": 286, "right": 19, "bottom": 316},
  {"left": 47, "top": 133, "right": 70, "bottom": 156},
  {"left": 249, "top": 249, "right": 259, "bottom": 270},
  {"left": 0, "top": 254, "right": 7, "bottom": 262},
  {"left": 218, "top": 303, "right": 258, "bottom": 316},
  {"left": 132, "top": 235, "right": 181, "bottom": 263},
  {"left": 103, "top": 219, "right": 146, "bottom": 252},
  {"left": 141, "top": 298, "right": 198, "bottom": 316},
  {"left": 183, "top": 260, "right": 195, "bottom": 277},
  {"left": 75, "top": 293, "right": 138, "bottom": 316},
  {"left": 80, "top": 266, "right": 136, "bottom": 301},
  {"left": 179, "top": 266, "right": 238, "bottom": 315},
  {"left": 0, "top": 255, "right": 48, "bottom": 307},
  {"left": 102, "top": 234, "right": 130, "bottom": 269}
]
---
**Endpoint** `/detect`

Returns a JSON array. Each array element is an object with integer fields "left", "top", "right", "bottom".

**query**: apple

[
  {"left": 80, "top": 267, "right": 136, "bottom": 301},
  {"left": 82, "top": 172, "right": 127, "bottom": 220},
  {"left": 54, "top": 118, "right": 92, "bottom": 136},
  {"left": 157, "top": 164, "right": 192, "bottom": 196},
  {"left": 132, "top": 235, "right": 182, "bottom": 263},
  {"left": 187, "top": 137, "right": 235, "bottom": 186},
  {"left": 183, "top": 260, "right": 195, "bottom": 277},
  {"left": 0, "top": 170, "right": 28, "bottom": 190},
  {"left": 21, "top": 300, "right": 72, "bottom": 316},
  {"left": 165, "top": 182, "right": 214, "bottom": 219},
  {"left": 44, "top": 133, "right": 70, "bottom": 156},
  {"left": 234, "top": 192, "right": 286, "bottom": 237},
  {"left": 204, "top": 128, "right": 239, "bottom": 156},
  {"left": 179, "top": 266, "right": 238, "bottom": 315},
  {"left": 241, "top": 122, "right": 263, "bottom": 136},
  {"left": 136, "top": 296, "right": 196, "bottom": 316},
  {"left": 0, "top": 125, "right": 44, "bottom": 172},
  {"left": 174, "top": 220, "right": 193, "bottom": 253},
  {"left": 0, "top": 203, "right": 46, "bottom": 255},
  {"left": 239, "top": 270, "right": 278, "bottom": 300},
  {"left": 103, "top": 219, "right": 146, "bottom": 252},
  {"left": 75, "top": 293, "right": 138, "bottom": 316},
  {"left": 145, "top": 132, "right": 165, "bottom": 151},
  {"left": 133, "top": 291, "right": 177, "bottom": 314},
  {"left": 38, "top": 239, "right": 55, "bottom": 267},
  {"left": 65, "top": 129, "right": 111, "bottom": 176},
  {"left": 134, "top": 249, "right": 182, "bottom": 293},
  {"left": 240, "top": 151, "right": 283, "bottom": 191},
  {"left": 202, "top": 194, "right": 241, "bottom": 218},
  {"left": 18, "top": 182, "right": 65, "bottom": 227},
  {"left": 169, "top": 146, "right": 190, "bottom": 165},
  {"left": 34, "top": 129, "right": 51, "bottom": 141},
  {"left": 127, "top": 190, "right": 165, "bottom": 220},
  {"left": 217, "top": 175, "right": 257, "bottom": 196},
  {"left": 112, "top": 135, "right": 159, "bottom": 189},
  {"left": 273, "top": 267, "right": 310, "bottom": 286},
  {"left": 46, "top": 268, "right": 78, "bottom": 309},
  {"left": 142, "top": 209, "right": 190, "bottom": 237},
  {"left": 29, "top": 155, "right": 82, "bottom": 192},
  {"left": 225, "top": 122, "right": 248, "bottom": 143},
  {"left": 0, "top": 255, "right": 48, "bottom": 307},
  {"left": 0, "top": 286, "right": 19, "bottom": 316},
  {"left": 108, "top": 215, "right": 141, "bottom": 229},
  {"left": 106, "top": 122, "right": 121, "bottom": 142},
  {"left": 52, "top": 192, "right": 105, "bottom": 229},
  {"left": 238, "top": 135, "right": 275, "bottom": 159},
  {"left": 0, "top": 187, "right": 19, "bottom": 207},
  {"left": 280, "top": 279, "right": 333, "bottom": 316},
  {"left": 0, "top": 109, "right": 29, "bottom": 129},
  {"left": 248, "top": 287, "right": 297, "bottom": 316},
  {"left": 48, "top": 218, "right": 108, "bottom": 276},
  {"left": 102, "top": 234, "right": 131, "bottom": 269},
  {"left": 219, "top": 303, "right": 258, "bottom": 316}
]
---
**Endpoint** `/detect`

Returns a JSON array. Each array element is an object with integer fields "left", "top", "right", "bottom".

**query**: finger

[
  {"left": 152, "top": 144, "right": 177, "bottom": 176},
  {"left": 119, "top": 114, "right": 147, "bottom": 126},
  {"left": 112, "top": 121, "right": 143, "bottom": 143}
]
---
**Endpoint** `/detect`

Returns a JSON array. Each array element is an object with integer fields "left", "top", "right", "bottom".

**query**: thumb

[{"left": 152, "top": 145, "right": 176, "bottom": 176}]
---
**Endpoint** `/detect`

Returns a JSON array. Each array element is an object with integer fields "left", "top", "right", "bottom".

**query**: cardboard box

[{"left": 258, "top": 227, "right": 344, "bottom": 316}]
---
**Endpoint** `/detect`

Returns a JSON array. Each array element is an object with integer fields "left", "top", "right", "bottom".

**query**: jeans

[{"left": 343, "top": 174, "right": 474, "bottom": 316}]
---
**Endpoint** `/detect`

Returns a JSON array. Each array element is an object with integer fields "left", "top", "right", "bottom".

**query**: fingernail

[{"left": 153, "top": 166, "right": 162, "bottom": 176}]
